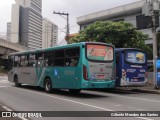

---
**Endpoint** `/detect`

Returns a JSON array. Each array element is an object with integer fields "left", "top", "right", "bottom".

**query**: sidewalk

[
  {"left": 132, "top": 86, "right": 160, "bottom": 94},
  {"left": 132, "top": 79, "right": 160, "bottom": 94},
  {"left": 117, "top": 82, "right": 160, "bottom": 94},
  {"left": 0, "top": 73, "right": 7, "bottom": 76}
]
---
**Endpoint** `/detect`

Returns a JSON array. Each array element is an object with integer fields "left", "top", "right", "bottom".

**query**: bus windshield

[
  {"left": 125, "top": 51, "right": 146, "bottom": 64},
  {"left": 86, "top": 44, "right": 113, "bottom": 61}
]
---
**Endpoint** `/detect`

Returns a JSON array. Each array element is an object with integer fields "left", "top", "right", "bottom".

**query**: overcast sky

[{"left": 0, "top": 0, "right": 141, "bottom": 44}]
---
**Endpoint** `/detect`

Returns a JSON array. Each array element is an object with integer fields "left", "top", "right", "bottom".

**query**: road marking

[
  {"left": 111, "top": 94, "right": 160, "bottom": 103},
  {"left": 13, "top": 87, "right": 153, "bottom": 120},
  {"left": 0, "top": 81, "right": 9, "bottom": 84},
  {"left": 0, "top": 80, "right": 8, "bottom": 82},
  {"left": 0, "top": 76, "right": 8, "bottom": 78},
  {"left": 2, "top": 105, "right": 28, "bottom": 120},
  {"left": 114, "top": 104, "right": 122, "bottom": 107},
  {"left": 0, "top": 86, "right": 10, "bottom": 88},
  {"left": 2, "top": 105, "right": 12, "bottom": 111},
  {"left": 137, "top": 117, "right": 154, "bottom": 120},
  {"left": 87, "top": 90, "right": 160, "bottom": 103},
  {"left": 0, "top": 78, "right": 7, "bottom": 80}
]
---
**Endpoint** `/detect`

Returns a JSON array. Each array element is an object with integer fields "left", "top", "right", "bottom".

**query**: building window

[
  {"left": 136, "top": 15, "right": 152, "bottom": 29},
  {"left": 136, "top": 15, "right": 159, "bottom": 29},
  {"left": 113, "top": 19, "right": 124, "bottom": 22}
]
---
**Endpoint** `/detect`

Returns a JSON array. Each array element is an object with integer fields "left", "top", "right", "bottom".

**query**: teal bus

[{"left": 8, "top": 42, "right": 115, "bottom": 93}]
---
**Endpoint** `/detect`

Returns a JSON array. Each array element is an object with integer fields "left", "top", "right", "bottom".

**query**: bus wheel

[
  {"left": 44, "top": 78, "right": 52, "bottom": 93},
  {"left": 154, "top": 84, "right": 159, "bottom": 89},
  {"left": 69, "top": 89, "right": 81, "bottom": 94},
  {"left": 14, "top": 75, "right": 21, "bottom": 87}
]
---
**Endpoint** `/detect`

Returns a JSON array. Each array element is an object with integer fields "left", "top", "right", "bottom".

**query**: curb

[
  {"left": 131, "top": 88, "right": 160, "bottom": 94},
  {"left": 114, "top": 87, "right": 160, "bottom": 94}
]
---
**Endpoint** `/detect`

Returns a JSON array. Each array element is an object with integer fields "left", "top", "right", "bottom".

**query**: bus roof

[
  {"left": 115, "top": 48, "right": 145, "bottom": 52},
  {"left": 9, "top": 42, "right": 114, "bottom": 56}
]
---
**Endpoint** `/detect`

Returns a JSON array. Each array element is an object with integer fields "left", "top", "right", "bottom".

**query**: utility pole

[
  {"left": 51, "top": 25, "right": 53, "bottom": 47},
  {"left": 152, "top": 0, "right": 160, "bottom": 88},
  {"left": 143, "top": 0, "right": 160, "bottom": 88},
  {"left": 53, "top": 11, "right": 70, "bottom": 44}
]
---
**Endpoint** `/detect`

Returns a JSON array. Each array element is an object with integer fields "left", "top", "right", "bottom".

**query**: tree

[{"left": 70, "top": 21, "right": 151, "bottom": 52}]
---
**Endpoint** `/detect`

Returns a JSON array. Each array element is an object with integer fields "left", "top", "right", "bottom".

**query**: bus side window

[
  {"left": 37, "top": 53, "right": 44, "bottom": 67},
  {"left": 25, "top": 55, "right": 29, "bottom": 66},
  {"left": 54, "top": 50, "right": 65, "bottom": 66},
  {"left": 65, "top": 47, "right": 80, "bottom": 67},
  {"left": 44, "top": 51, "right": 54, "bottom": 66},
  {"left": 14, "top": 56, "right": 20, "bottom": 67},
  {"left": 20, "top": 55, "right": 26, "bottom": 67},
  {"left": 28, "top": 54, "right": 36, "bottom": 67},
  {"left": 70, "top": 59, "right": 78, "bottom": 66}
]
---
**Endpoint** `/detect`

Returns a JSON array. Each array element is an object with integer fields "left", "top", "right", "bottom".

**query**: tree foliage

[{"left": 70, "top": 21, "right": 151, "bottom": 52}]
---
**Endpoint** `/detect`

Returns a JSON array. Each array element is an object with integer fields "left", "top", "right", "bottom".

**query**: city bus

[
  {"left": 8, "top": 42, "right": 115, "bottom": 93},
  {"left": 115, "top": 48, "right": 148, "bottom": 87}
]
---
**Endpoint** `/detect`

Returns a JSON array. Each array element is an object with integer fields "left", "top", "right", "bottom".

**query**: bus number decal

[
  {"left": 126, "top": 69, "right": 136, "bottom": 73},
  {"left": 54, "top": 69, "right": 58, "bottom": 76},
  {"left": 64, "top": 70, "right": 74, "bottom": 76}
]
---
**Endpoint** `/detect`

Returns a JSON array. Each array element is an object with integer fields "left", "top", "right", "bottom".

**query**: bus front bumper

[
  {"left": 120, "top": 81, "right": 147, "bottom": 87},
  {"left": 81, "top": 80, "right": 115, "bottom": 89}
]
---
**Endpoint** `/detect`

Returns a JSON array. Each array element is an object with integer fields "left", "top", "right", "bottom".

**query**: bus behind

[{"left": 115, "top": 48, "right": 147, "bottom": 87}]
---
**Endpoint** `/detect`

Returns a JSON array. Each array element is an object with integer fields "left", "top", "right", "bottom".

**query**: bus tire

[
  {"left": 14, "top": 75, "right": 21, "bottom": 87},
  {"left": 44, "top": 78, "right": 52, "bottom": 93},
  {"left": 69, "top": 89, "right": 81, "bottom": 94},
  {"left": 154, "top": 84, "right": 159, "bottom": 89}
]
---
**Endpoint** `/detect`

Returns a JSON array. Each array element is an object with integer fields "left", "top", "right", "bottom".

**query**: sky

[{"left": 0, "top": 0, "right": 141, "bottom": 44}]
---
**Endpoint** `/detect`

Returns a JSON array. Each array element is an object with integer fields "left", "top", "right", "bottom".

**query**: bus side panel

[
  {"left": 12, "top": 67, "right": 37, "bottom": 85},
  {"left": 8, "top": 68, "right": 14, "bottom": 82},
  {"left": 35, "top": 67, "right": 47, "bottom": 87},
  {"left": 37, "top": 58, "right": 83, "bottom": 89},
  {"left": 13, "top": 67, "right": 24, "bottom": 84},
  {"left": 21, "top": 67, "right": 37, "bottom": 85},
  {"left": 121, "top": 64, "right": 147, "bottom": 86},
  {"left": 119, "top": 52, "right": 147, "bottom": 87},
  {"left": 36, "top": 45, "right": 83, "bottom": 89},
  {"left": 51, "top": 67, "right": 82, "bottom": 89},
  {"left": 8, "top": 67, "right": 26, "bottom": 83}
]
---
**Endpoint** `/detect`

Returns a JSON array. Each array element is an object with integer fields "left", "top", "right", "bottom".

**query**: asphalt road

[{"left": 0, "top": 76, "right": 160, "bottom": 120}]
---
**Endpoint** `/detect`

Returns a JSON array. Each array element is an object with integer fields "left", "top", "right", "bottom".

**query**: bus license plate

[{"left": 98, "top": 75, "right": 105, "bottom": 79}]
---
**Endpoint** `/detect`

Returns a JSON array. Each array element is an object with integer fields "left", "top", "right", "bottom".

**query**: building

[
  {"left": 0, "top": 35, "right": 7, "bottom": 40},
  {"left": 42, "top": 18, "right": 58, "bottom": 48},
  {"left": 11, "top": 0, "right": 42, "bottom": 49},
  {"left": 7, "top": 22, "right": 11, "bottom": 41},
  {"left": 77, "top": 0, "right": 160, "bottom": 66},
  {"left": 16, "top": 0, "right": 42, "bottom": 13}
]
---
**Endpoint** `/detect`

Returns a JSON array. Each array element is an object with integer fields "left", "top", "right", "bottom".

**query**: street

[{"left": 0, "top": 76, "right": 160, "bottom": 120}]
